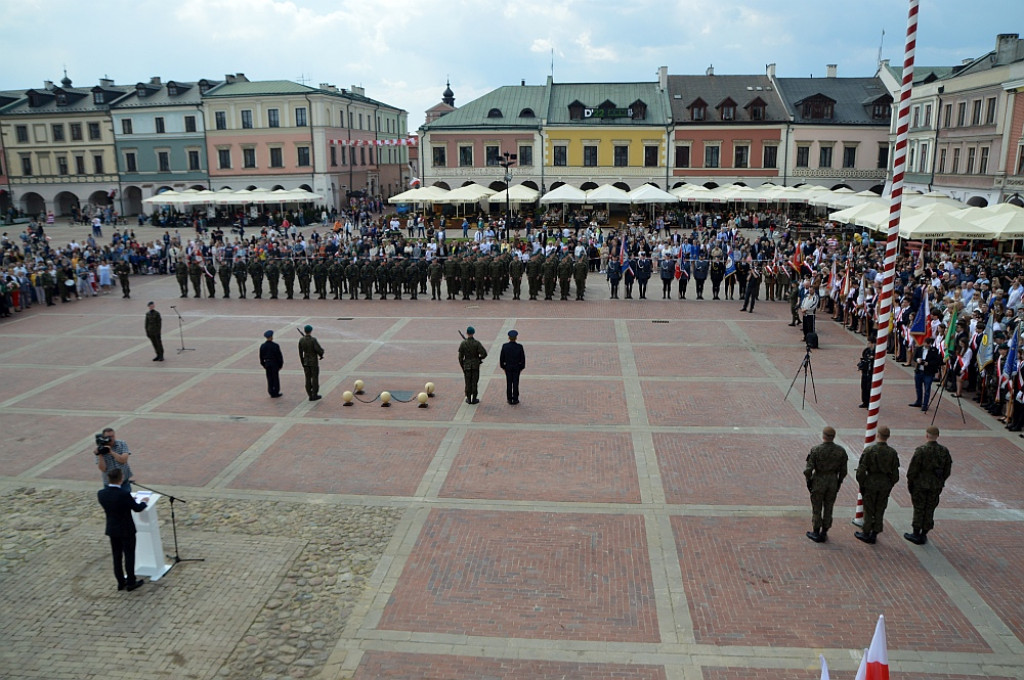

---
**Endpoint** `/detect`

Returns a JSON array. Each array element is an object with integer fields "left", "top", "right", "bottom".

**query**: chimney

[
  {"left": 658, "top": 65, "right": 668, "bottom": 91},
  {"left": 350, "top": 85, "right": 365, "bottom": 96},
  {"left": 149, "top": 76, "right": 161, "bottom": 85},
  {"left": 766, "top": 63, "right": 776, "bottom": 78},
  {"left": 826, "top": 64, "right": 837, "bottom": 78},
  {"left": 962, "top": 58, "right": 974, "bottom": 65},
  {"left": 235, "top": 73, "right": 248, "bottom": 81},
  {"left": 706, "top": 64, "right": 714, "bottom": 77},
  {"left": 44, "top": 80, "right": 54, "bottom": 90},
  {"left": 99, "top": 78, "right": 114, "bottom": 88},
  {"left": 521, "top": 79, "right": 526, "bottom": 86},
  {"left": 995, "top": 33, "right": 1021, "bottom": 64}
]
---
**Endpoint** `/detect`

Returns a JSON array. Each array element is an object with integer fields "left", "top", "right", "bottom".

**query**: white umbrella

[
  {"left": 829, "top": 202, "right": 890, "bottom": 225},
  {"left": 488, "top": 184, "right": 540, "bottom": 204},
  {"left": 388, "top": 185, "right": 451, "bottom": 204},
  {"left": 628, "top": 184, "right": 679, "bottom": 204},
  {"left": 897, "top": 209, "right": 997, "bottom": 240},
  {"left": 670, "top": 184, "right": 711, "bottom": 202},
  {"left": 585, "top": 184, "right": 631, "bottom": 204},
  {"left": 976, "top": 208, "right": 1024, "bottom": 239},
  {"left": 540, "top": 184, "right": 588, "bottom": 204},
  {"left": 440, "top": 183, "right": 496, "bottom": 204},
  {"left": 141, "top": 190, "right": 182, "bottom": 206}
]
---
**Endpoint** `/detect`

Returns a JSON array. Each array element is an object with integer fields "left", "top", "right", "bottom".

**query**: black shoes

[
  {"left": 466, "top": 398, "right": 480, "bottom": 404},
  {"left": 903, "top": 531, "right": 927, "bottom": 545},
  {"left": 309, "top": 395, "right": 322, "bottom": 401},
  {"left": 908, "top": 402, "right": 922, "bottom": 407},
  {"left": 126, "top": 579, "right": 145, "bottom": 591},
  {"left": 806, "top": 530, "right": 827, "bottom": 543},
  {"left": 855, "top": 530, "right": 876, "bottom": 544},
  {"left": 271, "top": 393, "right": 283, "bottom": 398},
  {"left": 858, "top": 403, "right": 868, "bottom": 408}
]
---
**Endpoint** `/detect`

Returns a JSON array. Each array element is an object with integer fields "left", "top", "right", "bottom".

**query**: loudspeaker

[{"left": 806, "top": 331, "right": 819, "bottom": 349}]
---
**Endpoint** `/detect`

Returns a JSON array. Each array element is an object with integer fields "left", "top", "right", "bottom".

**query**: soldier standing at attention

[
  {"left": 203, "top": 259, "right": 217, "bottom": 298},
  {"left": 804, "top": 426, "right": 848, "bottom": 543},
  {"left": 233, "top": 257, "right": 248, "bottom": 298},
  {"left": 282, "top": 257, "right": 296, "bottom": 299},
  {"left": 298, "top": 325, "right": 324, "bottom": 401},
  {"left": 265, "top": 258, "right": 280, "bottom": 299},
  {"left": 458, "top": 326, "right": 488, "bottom": 405},
  {"left": 116, "top": 261, "right": 131, "bottom": 299},
  {"left": 499, "top": 329, "right": 526, "bottom": 404},
  {"left": 297, "top": 259, "right": 312, "bottom": 299},
  {"left": 218, "top": 257, "right": 233, "bottom": 298},
  {"left": 176, "top": 258, "right": 190, "bottom": 298},
  {"left": 854, "top": 425, "right": 900, "bottom": 545},
  {"left": 573, "top": 255, "right": 588, "bottom": 300},
  {"left": 259, "top": 330, "right": 284, "bottom": 398},
  {"left": 249, "top": 258, "right": 265, "bottom": 299},
  {"left": 188, "top": 258, "right": 202, "bottom": 298},
  {"left": 145, "top": 301, "right": 164, "bottom": 362},
  {"left": 904, "top": 426, "right": 952, "bottom": 545}
]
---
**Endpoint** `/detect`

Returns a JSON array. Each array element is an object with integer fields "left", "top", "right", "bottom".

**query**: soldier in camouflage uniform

[
  {"left": 490, "top": 256, "right": 506, "bottom": 300},
  {"left": 804, "top": 426, "right": 848, "bottom": 543},
  {"left": 417, "top": 258, "right": 428, "bottom": 296},
  {"left": 188, "top": 258, "right": 203, "bottom": 298},
  {"left": 407, "top": 260, "right": 420, "bottom": 300},
  {"left": 428, "top": 258, "right": 443, "bottom": 300},
  {"left": 526, "top": 254, "right": 541, "bottom": 300},
  {"left": 249, "top": 258, "right": 265, "bottom": 299},
  {"left": 557, "top": 255, "right": 572, "bottom": 300},
  {"left": 903, "top": 426, "right": 952, "bottom": 545},
  {"left": 854, "top": 425, "right": 900, "bottom": 545},
  {"left": 313, "top": 258, "right": 328, "bottom": 299},
  {"left": 346, "top": 260, "right": 360, "bottom": 300},
  {"left": 265, "top": 259, "right": 280, "bottom": 299},
  {"left": 461, "top": 257, "right": 475, "bottom": 300},
  {"left": 360, "top": 259, "right": 374, "bottom": 300},
  {"left": 116, "top": 261, "right": 131, "bottom": 299},
  {"left": 542, "top": 255, "right": 557, "bottom": 301},
  {"left": 375, "top": 260, "right": 389, "bottom": 300},
  {"left": 176, "top": 258, "right": 189, "bottom": 298},
  {"left": 474, "top": 256, "right": 488, "bottom": 300},
  {"left": 297, "top": 259, "right": 312, "bottom": 299},
  {"left": 509, "top": 255, "right": 524, "bottom": 300},
  {"left": 218, "top": 257, "right": 233, "bottom": 298},
  {"left": 281, "top": 257, "right": 296, "bottom": 299},
  {"left": 329, "top": 259, "right": 343, "bottom": 299},
  {"left": 233, "top": 258, "right": 248, "bottom": 298},
  {"left": 444, "top": 256, "right": 460, "bottom": 300},
  {"left": 203, "top": 259, "right": 217, "bottom": 298},
  {"left": 573, "top": 255, "right": 588, "bottom": 300}
]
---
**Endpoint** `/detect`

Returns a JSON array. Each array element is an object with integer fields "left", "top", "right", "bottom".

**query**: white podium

[{"left": 132, "top": 491, "right": 172, "bottom": 581}]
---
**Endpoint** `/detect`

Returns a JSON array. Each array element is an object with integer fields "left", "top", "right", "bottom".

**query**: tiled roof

[
  {"left": 0, "top": 84, "right": 132, "bottom": 115},
  {"left": 775, "top": 77, "right": 891, "bottom": 125},
  {"left": 422, "top": 85, "right": 548, "bottom": 130},
  {"left": 667, "top": 74, "right": 788, "bottom": 124},
  {"left": 203, "top": 80, "right": 317, "bottom": 97},
  {"left": 546, "top": 82, "right": 669, "bottom": 126},
  {"left": 112, "top": 80, "right": 218, "bottom": 108}
]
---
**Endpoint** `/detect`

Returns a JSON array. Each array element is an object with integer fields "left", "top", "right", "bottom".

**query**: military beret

[
  {"left": 304, "top": 324, "right": 313, "bottom": 333},
  {"left": 264, "top": 330, "right": 274, "bottom": 338},
  {"left": 508, "top": 329, "right": 518, "bottom": 338},
  {"left": 466, "top": 326, "right": 475, "bottom": 335}
]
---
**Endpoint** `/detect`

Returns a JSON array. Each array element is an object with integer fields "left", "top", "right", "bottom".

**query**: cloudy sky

[{"left": 2, "top": 0, "right": 1021, "bottom": 130}]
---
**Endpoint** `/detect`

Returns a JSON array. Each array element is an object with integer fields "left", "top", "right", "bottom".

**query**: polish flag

[
  {"left": 854, "top": 615, "right": 889, "bottom": 680},
  {"left": 820, "top": 654, "right": 831, "bottom": 680}
]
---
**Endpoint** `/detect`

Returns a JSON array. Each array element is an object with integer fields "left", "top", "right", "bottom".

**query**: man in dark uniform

[
  {"left": 313, "top": 258, "right": 328, "bottom": 299},
  {"left": 557, "top": 255, "right": 573, "bottom": 300},
  {"left": 298, "top": 324, "right": 324, "bottom": 401},
  {"left": 360, "top": 259, "right": 374, "bottom": 299},
  {"left": 259, "top": 330, "right": 284, "bottom": 398},
  {"left": 429, "top": 258, "right": 443, "bottom": 300},
  {"left": 458, "top": 326, "right": 488, "bottom": 404},
  {"left": 347, "top": 260, "right": 361, "bottom": 300},
  {"left": 390, "top": 258, "right": 404, "bottom": 300},
  {"left": 282, "top": 257, "right": 296, "bottom": 299},
  {"left": 573, "top": 255, "right": 588, "bottom": 300},
  {"left": 329, "top": 258, "right": 343, "bottom": 299},
  {"left": 527, "top": 254, "right": 542, "bottom": 300},
  {"left": 406, "top": 259, "right": 419, "bottom": 299},
  {"left": 510, "top": 255, "right": 525, "bottom": 300},
  {"left": 659, "top": 254, "right": 675, "bottom": 299},
  {"left": 499, "top": 329, "right": 526, "bottom": 404},
  {"left": 203, "top": 259, "right": 217, "bottom": 298},
  {"left": 249, "top": 258, "right": 265, "bottom": 299},
  {"left": 693, "top": 258, "right": 709, "bottom": 300},
  {"left": 145, "top": 301, "right": 164, "bottom": 361},
  {"left": 858, "top": 335, "right": 875, "bottom": 408},
  {"left": 474, "top": 256, "right": 488, "bottom": 300},
  {"left": 491, "top": 256, "right": 506, "bottom": 300},
  {"left": 188, "top": 258, "right": 202, "bottom": 298},
  {"left": 636, "top": 253, "right": 652, "bottom": 299},
  {"left": 709, "top": 258, "right": 725, "bottom": 300},
  {"left": 265, "top": 258, "right": 280, "bottom": 299},
  {"left": 375, "top": 260, "right": 389, "bottom": 300},
  {"left": 444, "top": 256, "right": 460, "bottom": 300},
  {"left": 542, "top": 255, "right": 557, "bottom": 300},
  {"left": 461, "top": 256, "right": 475, "bottom": 300},
  {"left": 218, "top": 257, "right": 233, "bottom": 298},
  {"left": 116, "top": 261, "right": 131, "bottom": 299},
  {"left": 233, "top": 257, "right": 248, "bottom": 298},
  {"left": 804, "top": 426, "right": 848, "bottom": 543},
  {"left": 740, "top": 262, "right": 761, "bottom": 313},
  {"left": 97, "top": 468, "right": 148, "bottom": 592},
  {"left": 854, "top": 425, "right": 900, "bottom": 544},
  {"left": 904, "top": 426, "right": 952, "bottom": 545},
  {"left": 297, "top": 259, "right": 312, "bottom": 299},
  {"left": 176, "top": 258, "right": 190, "bottom": 298},
  {"left": 607, "top": 260, "right": 621, "bottom": 298}
]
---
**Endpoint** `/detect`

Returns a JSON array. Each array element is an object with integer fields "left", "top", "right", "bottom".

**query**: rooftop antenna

[
  {"left": 551, "top": 47, "right": 554, "bottom": 81},
  {"left": 296, "top": 73, "right": 310, "bottom": 86},
  {"left": 877, "top": 28, "right": 885, "bottom": 67}
]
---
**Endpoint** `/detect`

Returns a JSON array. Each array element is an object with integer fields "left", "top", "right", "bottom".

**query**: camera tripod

[{"left": 785, "top": 343, "right": 818, "bottom": 409}]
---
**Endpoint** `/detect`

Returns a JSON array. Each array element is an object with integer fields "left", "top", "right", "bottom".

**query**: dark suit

[
  {"left": 97, "top": 485, "right": 148, "bottom": 588},
  {"left": 259, "top": 339, "right": 285, "bottom": 397},
  {"left": 912, "top": 344, "right": 942, "bottom": 408},
  {"left": 499, "top": 340, "right": 526, "bottom": 403}
]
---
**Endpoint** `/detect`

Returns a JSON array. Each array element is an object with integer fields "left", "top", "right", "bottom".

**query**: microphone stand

[
  {"left": 169, "top": 305, "right": 194, "bottom": 354},
  {"left": 132, "top": 480, "right": 204, "bottom": 572}
]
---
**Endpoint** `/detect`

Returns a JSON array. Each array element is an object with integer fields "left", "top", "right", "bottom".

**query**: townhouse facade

[
  {"left": 879, "top": 34, "right": 1024, "bottom": 207},
  {"left": 0, "top": 73, "right": 409, "bottom": 219}
]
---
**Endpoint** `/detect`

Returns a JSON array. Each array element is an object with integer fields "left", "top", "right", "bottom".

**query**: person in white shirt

[{"left": 1007, "top": 278, "right": 1023, "bottom": 311}]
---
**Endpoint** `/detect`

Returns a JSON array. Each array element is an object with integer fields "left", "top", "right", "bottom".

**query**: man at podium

[{"left": 97, "top": 468, "right": 148, "bottom": 591}]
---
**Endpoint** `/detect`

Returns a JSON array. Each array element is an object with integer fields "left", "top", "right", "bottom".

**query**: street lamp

[{"left": 497, "top": 151, "right": 516, "bottom": 233}]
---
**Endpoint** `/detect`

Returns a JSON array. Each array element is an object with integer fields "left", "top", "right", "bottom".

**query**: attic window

[
  {"left": 55, "top": 93, "right": 68, "bottom": 106},
  {"left": 568, "top": 100, "right": 585, "bottom": 120},
  {"left": 689, "top": 98, "right": 707, "bottom": 121},
  {"left": 487, "top": 108, "right": 503, "bottom": 118},
  {"left": 93, "top": 91, "right": 105, "bottom": 105},
  {"left": 630, "top": 99, "right": 647, "bottom": 120},
  {"left": 136, "top": 84, "right": 147, "bottom": 97},
  {"left": 519, "top": 108, "right": 535, "bottom": 118},
  {"left": 198, "top": 80, "right": 210, "bottom": 94},
  {"left": 872, "top": 102, "right": 891, "bottom": 119},
  {"left": 802, "top": 97, "right": 834, "bottom": 119},
  {"left": 718, "top": 98, "right": 736, "bottom": 121},
  {"left": 746, "top": 97, "right": 767, "bottom": 120},
  {"left": 167, "top": 84, "right": 178, "bottom": 96}
]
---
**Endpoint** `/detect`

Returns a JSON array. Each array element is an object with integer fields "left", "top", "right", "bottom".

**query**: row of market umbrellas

[
  {"left": 142, "top": 187, "right": 324, "bottom": 207},
  {"left": 829, "top": 201, "right": 1024, "bottom": 240}
]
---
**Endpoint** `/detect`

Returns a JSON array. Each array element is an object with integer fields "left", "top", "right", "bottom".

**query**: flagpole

[{"left": 865, "top": 0, "right": 918, "bottom": 447}]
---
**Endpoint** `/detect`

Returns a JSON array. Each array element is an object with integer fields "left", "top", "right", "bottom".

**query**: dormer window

[
  {"left": 689, "top": 98, "right": 707, "bottom": 121},
  {"left": 167, "top": 83, "right": 178, "bottom": 96},
  {"left": 487, "top": 108, "right": 503, "bottom": 118},
  {"left": 519, "top": 108, "right": 535, "bottom": 118},
  {"left": 630, "top": 99, "right": 647, "bottom": 120},
  {"left": 872, "top": 101, "right": 891, "bottom": 119},
  {"left": 136, "top": 84, "right": 147, "bottom": 97},
  {"left": 718, "top": 97, "right": 737, "bottom": 121},
  {"left": 568, "top": 100, "right": 585, "bottom": 121},
  {"left": 93, "top": 91, "right": 105, "bottom": 105},
  {"left": 55, "top": 92, "right": 68, "bottom": 106},
  {"left": 27, "top": 92, "right": 42, "bottom": 108},
  {"left": 198, "top": 80, "right": 211, "bottom": 94},
  {"left": 801, "top": 95, "right": 835, "bottom": 119},
  {"left": 746, "top": 96, "right": 767, "bottom": 120}
]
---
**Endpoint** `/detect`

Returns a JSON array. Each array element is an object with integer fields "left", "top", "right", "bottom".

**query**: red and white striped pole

[{"left": 864, "top": 0, "right": 918, "bottom": 449}]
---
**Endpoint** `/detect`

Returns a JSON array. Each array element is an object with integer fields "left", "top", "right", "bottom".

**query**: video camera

[{"left": 95, "top": 432, "right": 112, "bottom": 455}]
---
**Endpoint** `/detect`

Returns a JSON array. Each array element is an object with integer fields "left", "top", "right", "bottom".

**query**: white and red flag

[
  {"left": 854, "top": 615, "right": 889, "bottom": 680},
  {"left": 819, "top": 654, "right": 831, "bottom": 680}
]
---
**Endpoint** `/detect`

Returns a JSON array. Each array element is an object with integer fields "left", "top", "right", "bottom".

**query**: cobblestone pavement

[{"left": 1, "top": 271, "right": 1022, "bottom": 680}]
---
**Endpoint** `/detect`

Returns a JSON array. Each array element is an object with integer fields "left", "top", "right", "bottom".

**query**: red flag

[{"left": 854, "top": 615, "right": 889, "bottom": 680}]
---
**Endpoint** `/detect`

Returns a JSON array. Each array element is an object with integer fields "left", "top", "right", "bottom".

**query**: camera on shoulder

[{"left": 95, "top": 432, "right": 112, "bottom": 455}]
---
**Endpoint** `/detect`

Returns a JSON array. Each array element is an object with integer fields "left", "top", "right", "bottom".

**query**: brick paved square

[
  {"left": 353, "top": 651, "right": 666, "bottom": 680},
  {"left": 3, "top": 335, "right": 145, "bottom": 366},
  {"left": 356, "top": 340, "right": 453, "bottom": 374},
  {"left": 672, "top": 515, "right": 989, "bottom": 651},
  {"left": 474, "top": 379, "right": 630, "bottom": 425},
  {"left": 108, "top": 338, "right": 257, "bottom": 369},
  {"left": 13, "top": 367, "right": 193, "bottom": 411},
  {"left": 229, "top": 423, "right": 447, "bottom": 495},
  {"left": 66, "top": 313, "right": 154, "bottom": 337},
  {"left": 502, "top": 318, "right": 617, "bottom": 343},
  {"left": 937, "top": 521, "right": 1024, "bottom": 644},
  {"left": 441, "top": 430, "right": 640, "bottom": 503},
  {"left": 149, "top": 371, "right": 301, "bottom": 417},
  {"left": 642, "top": 380, "right": 806, "bottom": 428},
  {"left": 505, "top": 342, "right": 622, "bottom": 377},
  {"left": 627, "top": 318, "right": 732, "bottom": 344},
  {"left": 1, "top": 310, "right": 98, "bottom": 335},
  {"left": 379, "top": 509, "right": 659, "bottom": 641},
  {"left": 46, "top": 417, "right": 272, "bottom": 487},
  {"left": 389, "top": 316, "right": 505, "bottom": 342},
  {"left": 301, "top": 315, "right": 402, "bottom": 341},
  {"left": 703, "top": 669, "right": 1014, "bottom": 680},
  {"left": 0, "top": 413, "right": 113, "bottom": 475},
  {"left": 303, "top": 376, "right": 465, "bottom": 422},
  {"left": 886, "top": 436, "right": 1024, "bottom": 509},
  {"left": 187, "top": 314, "right": 307, "bottom": 338},
  {"left": 0, "top": 366, "right": 75, "bottom": 398},
  {"left": 761, "top": 343, "right": 874, "bottom": 380},
  {"left": 654, "top": 432, "right": 825, "bottom": 505},
  {"left": 634, "top": 344, "right": 765, "bottom": 378}
]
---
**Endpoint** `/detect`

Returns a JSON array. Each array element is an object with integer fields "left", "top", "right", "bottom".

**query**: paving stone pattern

[{"left": 0, "top": 270, "right": 1022, "bottom": 679}]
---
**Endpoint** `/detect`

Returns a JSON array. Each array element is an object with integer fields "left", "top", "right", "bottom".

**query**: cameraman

[{"left": 95, "top": 427, "right": 134, "bottom": 492}]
